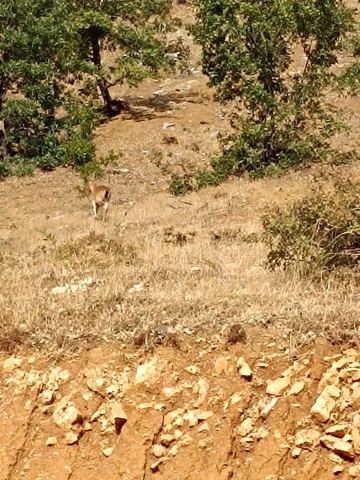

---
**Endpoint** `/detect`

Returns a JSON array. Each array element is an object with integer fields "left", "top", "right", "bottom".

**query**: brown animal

[{"left": 89, "top": 180, "right": 111, "bottom": 221}]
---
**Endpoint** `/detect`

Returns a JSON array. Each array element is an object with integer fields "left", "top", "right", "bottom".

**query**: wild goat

[{"left": 89, "top": 180, "right": 111, "bottom": 221}]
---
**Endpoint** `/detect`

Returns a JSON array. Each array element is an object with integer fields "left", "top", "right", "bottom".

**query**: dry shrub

[{"left": 263, "top": 180, "right": 360, "bottom": 277}]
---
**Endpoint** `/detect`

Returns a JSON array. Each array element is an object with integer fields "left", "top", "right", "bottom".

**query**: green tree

[
  {"left": 70, "top": 0, "right": 183, "bottom": 116},
  {"left": 171, "top": 0, "right": 356, "bottom": 192},
  {"left": 0, "top": 0, "right": 98, "bottom": 175}
]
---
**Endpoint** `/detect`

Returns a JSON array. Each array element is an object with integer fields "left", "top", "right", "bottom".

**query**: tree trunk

[
  {"left": 0, "top": 120, "right": 6, "bottom": 161},
  {"left": 91, "top": 37, "right": 124, "bottom": 117}
]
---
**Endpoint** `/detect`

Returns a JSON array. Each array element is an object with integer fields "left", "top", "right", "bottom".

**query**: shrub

[
  {"left": 263, "top": 181, "right": 360, "bottom": 276},
  {"left": 169, "top": 0, "right": 358, "bottom": 194}
]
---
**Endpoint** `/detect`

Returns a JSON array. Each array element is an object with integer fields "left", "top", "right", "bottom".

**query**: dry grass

[
  {"left": 2, "top": 160, "right": 360, "bottom": 356},
  {"left": 3, "top": 1, "right": 360, "bottom": 355}
]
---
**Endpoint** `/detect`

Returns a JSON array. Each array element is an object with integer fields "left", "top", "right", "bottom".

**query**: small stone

[
  {"left": 195, "top": 378, "right": 209, "bottom": 407},
  {"left": 53, "top": 397, "right": 83, "bottom": 428},
  {"left": 102, "top": 447, "right": 114, "bottom": 457},
  {"left": 66, "top": 432, "right": 78, "bottom": 445},
  {"left": 333, "top": 465, "right": 344, "bottom": 475},
  {"left": 311, "top": 385, "right": 341, "bottom": 424},
  {"left": 84, "top": 368, "right": 104, "bottom": 393},
  {"left": 135, "top": 358, "right": 158, "bottom": 384},
  {"left": 215, "top": 357, "right": 228, "bottom": 374},
  {"left": 46, "top": 437, "right": 57, "bottom": 446},
  {"left": 198, "top": 438, "right": 212, "bottom": 449},
  {"left": 84, "top": 422, "right": 92, "bottom": 431},
  {"left": 28, "top": 357, "right": 36, "bottom": 365},
  {"left": 349, "top": 465, "right": 360, "bottom": 477},
  {"left": 266, "top": 377, "right": 291, "bottom": 396},
  {"left": 169, "top": 445, "right": 179, "bottom": 456},
  {"left": 236, "top": 418, "right": 253, "bottom": 437},
  {"left": 292, "top": 447, "right": 301, "bottom": 458},
  {"left": 185, "top": 365, "right": 198, "bottom": 375},
  {"left": 320, "top": 435, "right": 354, "bottom": 459},
  {"left": 110, "top": 402, "right": 127, "bottom": 432},
  {"left": 329, "top": 453, "right": 343, "bottom": 464},
  {"left": 90, "top": 408, "right": 104, "bottom": 423},
  {"left": 352, "top": 427, "right": 360, "bottom": 454},
  {"left": 41, "top": 390, "right": 55, "bottom": 405},
  {"left": 154, "top": 403, "right": 166, "bottom": 411},
  {"left": 179, "top": 434, "right": 192, "bottom": 446},
  {"left": 326, "top": 424, "right": 348, "bottom": 439},
  {"left": 184, "top": 410, "right": 198, "bottom": 427},
  {"left": 3, "top": 356, "right": 23, "bottom": 370},
  {"left": 260, "top": 397, "right": 278, "bottom": 418},
  {"left": 198, "top": 422, "right": 209, "bottom": 433},
  {"left": 160, "top": 434, "right": 175, "bottom": 447},
  {"left": 196, "top": 411, "right": 214, "bottom": 421},
  {"left": 162, "top": 387, "right": 179, "bottom": 399},
  {"left": 150, "top": 460, "right": 164, "bottom": 472},
  {"left": 237, "top": 357, "right": 252, "bottom": 380},
  {"left": 137, "top": 402, "right": 153, "bottom": 410},
  {"left": 287, "top": 381, "right": 305, "bottom": 396},
  {"left": 164, "top": 410, "right": 181, "bottom": 426},
  {"left": 295, "top": 429, "right": 321, "bottom": 449},
  {"left": 152, "top": 444, "right": 167, "bottom": 458}
]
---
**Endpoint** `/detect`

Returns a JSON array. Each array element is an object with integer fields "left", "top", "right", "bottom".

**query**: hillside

[{"left": 2, "top": 2, "right": 360, "bottom": 479}]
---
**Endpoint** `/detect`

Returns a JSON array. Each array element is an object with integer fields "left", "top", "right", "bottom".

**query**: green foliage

[
  {"left": 0, "top": 0, "right": 97, "bottom": 174},
  {"left": 263, "top": 181, "right": 360, "bottom": 277},
  {"left": 173, "top": 0, "right": 357, "bottom": 192},
  {"left": 70, "top": 0, "right": 185, "bottom": 114}
]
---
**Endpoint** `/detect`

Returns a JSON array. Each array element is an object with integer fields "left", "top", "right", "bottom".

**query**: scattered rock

[
  {"left": 349, "top": 465, "right": 360, "bottom": 477},
  {"left": 266, "top": 377, "right": 291, "bottom": 396},
  {"left": 53, "top": 397, "right": 83, "bottom": 429},
  {"left": 46, "top": 437, "right": 57, "bottom": 447},
  {"left": 352, "top": 427, "right": 360, "bottom": 454},
  {"left": 135, "top": 358, "right": 158, "bottom": 384},
  {"left": 198, "top": 438, "right": 212, "bottom": 449},
  {"left": 196, "top": 411, "right": 214, "bottom": 421},
  {"left": 185, "top": 365, "right": 199, "bottom": 375},
  {"left": 333, "top": 465, "right": 344, "bottom": 475},
  {"left": 102, "top": 447, "right": 114, "bottom": 457},
  {"left": 287, "top": 380, "right": 305, "bottom": 396},
  {"left": 294, "top": 429, "right": 321, "bottom": 450},
  {"left": 260, "top": 397, "right": 278, "bottom": 419},
  {"left": 3, "top": 356, "right": 23, "bottom": 370},
  {"left": 237, "top": 357, "right": 252, "bottom": 380},
  {"left": 41, "top": 390, "right": 55, "bottom": 405},
  {"left": 320, "top": 435, "right": 354, "bottom": 459},
  {"left": 84, "top": 368, "right": 105, "bottom": 394},
  {"left": 179, "top": 434, "right": 192, "bottom": 447},
  {"left": 150, "top": 459, "right": 164, "bottom": 472},
  {"left": 198, "top": 422, "right": 209, "bottom": 433},
  {"left": 292, "top": 447, "right": 302, "bottom": 458},
  {"left": 215, "top": 357, "right": 228, "bottom": 374},
  {"left": 236, "top": 418, "right": 253, "bottom": 437},
  {"left": 227, "top": 324, "right": 247, "bottom": 345},
  {"left": 169, "top": 444, "right": 179, "bottom": 456},
  {"left": 326, "top": 424, "right": 348, "bottom": 439},
  {"left": 311, "top": 385, "right": 341, "bottom": 423},
  {"left": 160, "top": 434, "right": 175, "bottom": 447},
  {"left": 162, "top": 387, "right": 179, "bottom": 399},
  {"left": 152, "top": 444, "right": 167, "bottom": 458},
  {"left": 194, "top": 378, "right": 209, "bottom": 407},
  {"left": 110, "top": 402, "right": 127, "bottom": 434},
  {"left": 66, "top": 432, "right": 79, "bottom": 445}
]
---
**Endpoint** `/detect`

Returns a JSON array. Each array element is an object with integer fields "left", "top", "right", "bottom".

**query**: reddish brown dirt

[{"left": 0, "top": 335, "right": 354, "bottom": 480}]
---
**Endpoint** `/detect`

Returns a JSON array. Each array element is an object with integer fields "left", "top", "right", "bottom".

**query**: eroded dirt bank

[{"left": 1, "top": 332, "right": 359, "bottom": 480}]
